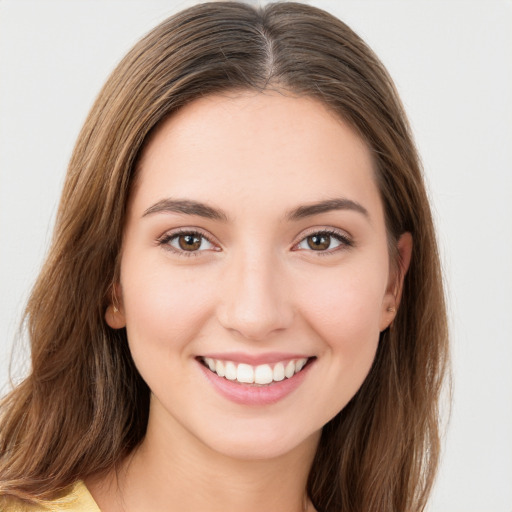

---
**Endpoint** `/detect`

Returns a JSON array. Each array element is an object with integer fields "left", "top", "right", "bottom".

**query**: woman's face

[{"left": 108, "top": 91, "right": 409, "bottom": 460}]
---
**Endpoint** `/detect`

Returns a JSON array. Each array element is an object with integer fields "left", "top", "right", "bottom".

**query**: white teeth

[
  {"left": 202, "top": 357, "right": 310, "bottom": 385},
  {"left": 284, "top": 360, "right": 295, "bottom": 379},
  {"left": 237, "top": 363, "right": 254, "bottom": 383},
  {"left": 273, "top": 362, "right": 285, "bottom": 381},
  {"left": 216, "top": 360, "right": 225, "bottom": 377},
  {"left": 254, "top": 364, "right": 273, "bottom": 385},
  {"left": 204, "top": 357, "right": 216, "bottom": 372},
  {"left": 225, "top": 361, "right": 237, "bottom": 381},
  {"left": 296, "top": 358, "right": 307, "bottom": 372}
]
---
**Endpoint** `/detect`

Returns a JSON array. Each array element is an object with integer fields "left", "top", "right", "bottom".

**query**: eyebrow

[
  {"left": 142, "top": 198, "right": 229, "bottom": 221},
  {"left": 286, "top": 198, "right": 369, "bottom": 221},
  {"left": 142, "top": 196, "right": 369, "bottom": 222}
]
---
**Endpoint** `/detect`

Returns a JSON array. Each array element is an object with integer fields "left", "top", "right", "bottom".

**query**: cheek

[
  {"left": 296, "top": 266, "right": 386, "bottom": 419},
  {"left": 304, "top": 265, "right": 385, "bottom": 330},
  {"left": 120, "top": 257, "right": 216, "bottom": 358},
  {"left": 296, "top": 261, "right": 387, "bottom": 368}
]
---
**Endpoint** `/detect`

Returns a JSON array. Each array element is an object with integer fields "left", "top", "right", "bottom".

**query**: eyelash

[
  {"left": 157, "top": 229, "right": 218, "bottom": 257},
  {"left": 157, "top": 228, "right": 354, "bottom": 257},
  {"left": 292, "top": 229, "right": 354, "bottom": 255}
]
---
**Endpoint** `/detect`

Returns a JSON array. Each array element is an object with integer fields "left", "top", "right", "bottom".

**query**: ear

[
  {"left": 380, "top": 232, "right": 413, "bottom": 331},
  {"left": 105, "top": 284, "right": 126, "bottom": 329}
]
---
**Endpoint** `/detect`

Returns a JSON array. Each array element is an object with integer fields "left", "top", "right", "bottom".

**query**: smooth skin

[{"left": 91, "top": 90, "right": 412, "bottom": 512}]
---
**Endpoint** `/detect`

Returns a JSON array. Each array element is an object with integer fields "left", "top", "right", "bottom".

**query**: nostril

[{"left": 217, "top": 309, "right": 294, "bottom": 342}]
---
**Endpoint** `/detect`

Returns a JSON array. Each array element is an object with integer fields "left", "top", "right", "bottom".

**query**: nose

[{"left": 216, "top": 248, "right": 294, "bottom": 341}]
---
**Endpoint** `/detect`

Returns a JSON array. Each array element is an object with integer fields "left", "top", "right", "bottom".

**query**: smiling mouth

[{"left": 198, "top": 356, "right": 315, "bottom": 386}]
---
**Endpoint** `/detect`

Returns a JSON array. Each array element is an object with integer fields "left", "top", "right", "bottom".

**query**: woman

[{"left": 0, "top": 2, "right": 448, "bottom": 511}]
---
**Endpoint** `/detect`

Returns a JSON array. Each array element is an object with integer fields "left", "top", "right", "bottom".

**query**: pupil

[
  {"left": 308, "top": 234, "right": 330, "bottom": 251},
  {"left": 179, "top": 234, "right": 201, "bottom": 251}
]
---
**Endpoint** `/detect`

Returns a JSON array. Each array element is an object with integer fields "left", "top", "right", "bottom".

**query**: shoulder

[{"left": 0, "top": 481, "right": 101, "bottom": 512}]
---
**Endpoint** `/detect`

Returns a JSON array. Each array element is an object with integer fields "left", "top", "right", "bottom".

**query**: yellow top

[{"left": 0, "top": 481, "right": 100, "bottom": 512}]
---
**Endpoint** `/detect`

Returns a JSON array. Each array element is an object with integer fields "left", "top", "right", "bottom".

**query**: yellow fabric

[{"left": 0, "top": 481, "right": 101, "bottom": 512}]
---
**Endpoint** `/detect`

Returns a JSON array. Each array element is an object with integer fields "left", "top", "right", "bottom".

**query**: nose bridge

[{"left": 218, "top": 244, "right": 292, "bottom": 340}]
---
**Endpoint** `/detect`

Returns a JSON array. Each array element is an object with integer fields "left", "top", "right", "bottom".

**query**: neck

[{"left": 87, "top": 403, "right": 320, "bottom": 512}]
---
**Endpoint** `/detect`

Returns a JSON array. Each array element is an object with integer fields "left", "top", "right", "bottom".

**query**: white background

[{"left": 1, "top": 1, "right": 511, "bottom": 511}]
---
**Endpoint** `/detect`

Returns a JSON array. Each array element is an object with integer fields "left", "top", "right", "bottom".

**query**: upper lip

[{"left": 198, "top": 352, "right": 314, "bottom": 365}]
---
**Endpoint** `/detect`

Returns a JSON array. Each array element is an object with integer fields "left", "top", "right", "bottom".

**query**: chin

[{"left": 197, "top": 422, "right": 321, "bottom": 462}]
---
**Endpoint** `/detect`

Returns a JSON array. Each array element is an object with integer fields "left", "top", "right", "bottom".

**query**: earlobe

[
  {"left": 105, "top": 304, "right": 126, "bottom": 329},
  {"left": 105, "top": 285, "right": 126, "bottom": 329}
]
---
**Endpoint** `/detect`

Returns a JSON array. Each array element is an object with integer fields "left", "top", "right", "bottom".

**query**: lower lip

[{"left": 198, "top": 360, "right": 314, "bottom": 406}]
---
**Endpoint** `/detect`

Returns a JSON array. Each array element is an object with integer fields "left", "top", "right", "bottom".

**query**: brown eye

[
  {"left": 295, "top": 231, "right": 351, "bottom": 253},
  {"left": 162, "top": 231, "right": 215, "bottom": 253},
  {"left": 306, "top": 234, "right": 332, "bottom": 251},
  {"left": 178, "top": 234, "right": 202, "bottom": 251}
]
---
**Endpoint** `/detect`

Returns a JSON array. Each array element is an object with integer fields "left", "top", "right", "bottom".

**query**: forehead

[{"left": 132, "top": 91, "right": 383, "bottom": 223}]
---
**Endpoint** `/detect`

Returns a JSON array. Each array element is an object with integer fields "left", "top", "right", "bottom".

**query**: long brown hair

[{"left": 0, "top": 2, "right": 449, "bottom": 511}]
